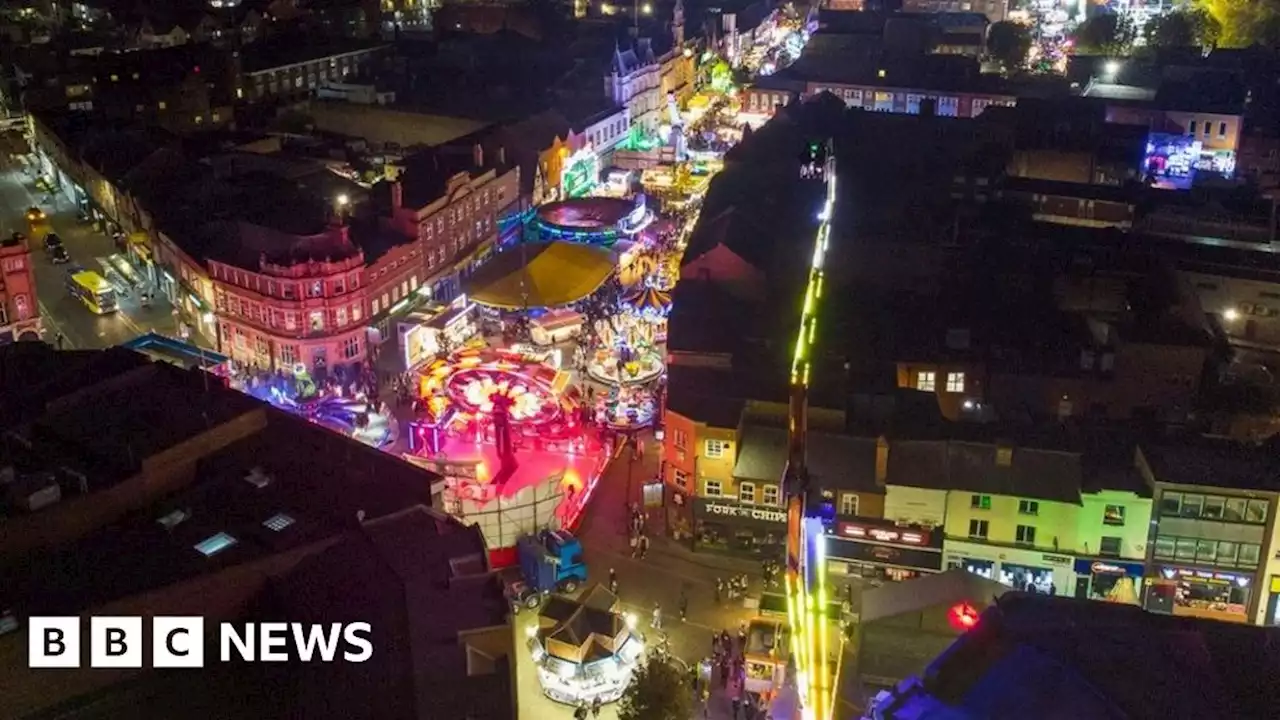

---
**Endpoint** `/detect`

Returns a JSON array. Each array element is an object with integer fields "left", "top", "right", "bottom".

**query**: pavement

[
  {"left": 0, "top": 153, "right": 184, "bottom": 350},
  {"left": 511, "top": 429, "right": 781, "bottom": 720}
]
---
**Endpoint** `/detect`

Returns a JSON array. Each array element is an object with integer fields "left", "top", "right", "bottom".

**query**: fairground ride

[{"left": 783, "top": 139, "right": 839, "bottom": 720}]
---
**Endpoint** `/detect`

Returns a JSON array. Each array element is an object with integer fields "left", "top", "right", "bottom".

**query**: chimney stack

[
  {"left": 390, "top": 180, "right": 403, "bottom": 210},
  {"left": 473, "top": 143, "right": 484, "bottom": 168}
]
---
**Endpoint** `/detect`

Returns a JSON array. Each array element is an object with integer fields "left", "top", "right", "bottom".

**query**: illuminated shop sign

[
  {"left": 699, "top": 500, "right": 786, "bottom": 523},
  {"left": 832, "top": 539, "right": 943, "bottom": 573},
  {"left": 837, "top": 522, "right": 930, "bottom": 546},
  {"left": 1073, "top": 559, "right": 1145, "bottom": 577},
  {"left": 1159, "top": 566, "right": 1251, "bottom": 586}
]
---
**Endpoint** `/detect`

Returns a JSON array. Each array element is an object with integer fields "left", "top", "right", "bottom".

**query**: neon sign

[{"left": 838, "top": 522, "right": 929, "bottom": 546}]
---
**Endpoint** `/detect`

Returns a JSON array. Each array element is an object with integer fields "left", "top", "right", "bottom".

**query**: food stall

[
  {"left": 399, "top": 298, "right": 479, "bottom": 371},
  {"left": 530, "top": 309, "right": 586, "bottom": 346},
  {"left": 528, "top": 586, "right": 646, "bottom": 706}
]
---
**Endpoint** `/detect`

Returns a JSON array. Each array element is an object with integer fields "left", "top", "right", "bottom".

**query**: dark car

[
  {"left": 43, "top": 233, "right": 62, "bottom": 251},
  {"left": 49, "top": 245, "right": 70, "bottom": 264}
]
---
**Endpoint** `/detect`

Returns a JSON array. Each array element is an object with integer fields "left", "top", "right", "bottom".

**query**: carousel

[
  {"left": 595, "top": 384, "right": 657, "bottom": 431},
  {"left": 621, "top": 284, "right": 671, "bottom": 343},
  {"left": 585, "top": 313, "right": 665, "bottom": 387}
]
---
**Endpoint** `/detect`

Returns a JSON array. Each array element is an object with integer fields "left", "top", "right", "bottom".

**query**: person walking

[
  {"left": 637, "top": 533, "right": 650, "bottom": 560},
  {"left": 715, "top": 577, "right": 723, "bottom": 604},
  {"left": 609, "top": 568, "right": 619, "bottom": 595},
  {"left": 591, "top": 695, "right": 602, "bottom": 718},
  {"left": 679, "top": 587, "right": 689, "bottom": 622},
  {"left": 651, "top": 602, "right": 662, "bottom": 630},
  {"left": 574, "top": 702, "right": 588, "bottom": 720}
]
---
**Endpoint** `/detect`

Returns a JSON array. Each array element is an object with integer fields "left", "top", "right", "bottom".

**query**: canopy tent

[
  {"left": 622, "top": 285, "right": 672, "bottom": 319},
  {"left": 465, "top": 241, "right": 615, "bottom": 310}
]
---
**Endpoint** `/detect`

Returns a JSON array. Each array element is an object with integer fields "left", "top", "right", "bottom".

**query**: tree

[
  {"left": 1144, "top": 8, "right": 1219, "bottom": 48},
  {"left": 1071, "top": 12, "right": 1138, "bottom": 56},
  {"left": 987, "top": 21, "right": 1033, "bottom": 70},
  {"left": 616, "top": 657, "right": 693, "bottom": 720},
  {"left": 1193, "top": 0, "right": 1280, "bottom": 48}
]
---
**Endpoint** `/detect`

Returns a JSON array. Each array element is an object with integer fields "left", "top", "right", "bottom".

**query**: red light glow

[{"left": 947, "top": 602, "right": 980, "bottom": 631}]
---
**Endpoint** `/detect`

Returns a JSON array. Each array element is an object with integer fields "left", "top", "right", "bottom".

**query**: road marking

[{"left": 37, "top": 298, "right": 73, "bottom": 348}]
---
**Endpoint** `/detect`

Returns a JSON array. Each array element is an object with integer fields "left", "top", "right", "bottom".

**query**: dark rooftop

[
  {"left": 0, "top": 410, "right": 437, "bottom": 616},
  {"left": 1141, "top": 437, "right": 1280, "bottom": 493},
  {"left": 907, "top": 593, "right": 1280, "bottom": 720},
  {"left": 239, "top": 35, "right": 386, "bottom": 74},
  {"left": 734, "top": 424, "right": 881, "bottom": 493},
  {"left": 0, "top": 344, "right": 152, "bottom": 430},
  {"left": 24, "top": 362, "right": 262, "bottom": 486},
  {"left": 264, "top": 505, "right": 511, "bottom": 720}
]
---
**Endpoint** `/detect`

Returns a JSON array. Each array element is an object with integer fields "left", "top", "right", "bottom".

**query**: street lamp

[
  {"left": 1223, "top": 308, "right": 1240, "bottom": 322},
  {"left": 1103, "top": 60, "right": 1121, "bottom": 80},
  {"left": 642, "top": 2, "right": 652, "bottom": 13},
  {"left": 336, "top": 194, "right": 350, "bottom": 208}
]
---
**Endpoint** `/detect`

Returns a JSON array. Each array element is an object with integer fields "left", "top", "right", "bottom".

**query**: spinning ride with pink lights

[{"left": 409, "top": 348, "right": 606, "bottom": 565}]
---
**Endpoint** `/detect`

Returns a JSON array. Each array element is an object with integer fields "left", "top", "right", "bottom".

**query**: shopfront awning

[{"left": 465, "top": 241, "right": 615, "bottom": 310}]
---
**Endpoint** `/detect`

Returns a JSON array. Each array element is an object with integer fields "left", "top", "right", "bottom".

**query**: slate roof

[
  {"left": 266, "top": 505, "right": 511, "bottom": 720},
  {"left": 1141, "top": 439, "right": 1280, "bottom": 493},
  {"left": 885, "top": 440, "right": 1085, "bottom": 504},
  {"left": 861, "top": 569, "right": 1009, "bottom": 624},
  {"left": 734, "top": 424, "right": 881, "bottom": 493}
]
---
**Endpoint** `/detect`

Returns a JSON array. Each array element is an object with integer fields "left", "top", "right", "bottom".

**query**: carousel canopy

[
  {"left": 466, "top": 241, "right": 615, "bottom": 309},
  {"left": 622, "top": 285, "right": 672, "bottom": 316}
]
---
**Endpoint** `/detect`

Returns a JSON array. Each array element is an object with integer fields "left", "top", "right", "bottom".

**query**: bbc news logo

[{"left": 28, "top": 617, "right": 373, "bottom": 668}]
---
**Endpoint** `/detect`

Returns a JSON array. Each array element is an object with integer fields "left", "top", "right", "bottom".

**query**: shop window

[
  {"left": 971, "top": 494, "right": 991, "bottom": 510},
  {"left": 1246, "top": 499, "right": 1269, "bottom": 524},
  {"left": 968, "top": 519, "right": 988, "bottom": 539},
  {"left": 740, "top": 482, "right": 756, "bottom": 504},
  {"left": 1239, "top": 542, "right": 1262, "bottom": 567},
  {"left": 1195, "top": 539, "right": 1216, "bottom": 564},
  {"left": 763, "top": 485, "right": 779, "bottom": 506},
  {"left": 705, "top": 439, "right": 729, "bottom": 459},
  {"left": 1180, "top": 494, "right": 1204, "bottom": 518},
  {"left": 1015, "top": 525, "right": 1036, "bottom": 545},
  {"left": 703, "top": 479, "right": 722, "bottom": 497},
  {"left": 1018, "top": 500, "right": 1039, "bottom": 516},
  {"left": 1224, "top": 498, "right": 1246, "bottom": 522},
  {"left": 1159, "top": 492, "right": 1181, "bottom": 516},
  {"left": 1175, "top": 537, "right": 1197, "bottom": 561},
  {"left": 1202, "top": 496, "right": 1225, "bottom": 520},
  {"left": 342, "top": 336, "right": 361, "bottom": 359},
  {"left": 840, "top": 493, "right": 859, "bottom": 517},
  {"left": 255, "top": 337, "right": 269, "bottom": 355},
  {"left": 1099, "top": 536, "right": 1122, "bottom": 557},
  {"left": 1154, "top": 535, "right": 1175, "bottom": 559},
  {"left": 1104, "top": 504, "right": 1126, "bottom": 526},
  {"left": 915, "top": 371, "right": 936, "bottom": 392},
  {"left": 945, "top": 372, "right": 965, "bottom": 393},
  {"left": 1216, "top": 541, "right": 1238, "bottom": 566}
]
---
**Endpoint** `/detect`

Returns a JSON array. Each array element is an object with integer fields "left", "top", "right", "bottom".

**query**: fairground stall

[
  {"left": 528, "top": 585, "right": 646, "bottom": 705},
  {"left": 406, "top": 347, "right": 610, "bottom": 565}
]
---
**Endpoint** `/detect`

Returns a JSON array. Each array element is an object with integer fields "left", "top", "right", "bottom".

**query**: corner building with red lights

[{"left": 210, "top": 223, "right": 368, "bottom": 373}]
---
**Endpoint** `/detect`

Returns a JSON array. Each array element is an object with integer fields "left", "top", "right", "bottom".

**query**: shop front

[
  {"left": 1144, "top": 565, "right": 1254, "bottom": 624},
  {"left": 692, "top": 497, "right": 786, "bottom": 559},
  {"left": 827, "top": 519, "right": 943, "bottom": 583},
  {"left": 1264, "top": 576, "right": 1280, "bottom": 626},
  {"left": 1072, "top": 559, "right": 1144, "bottom": 604},
  {"left": 944, "top": 542, "right": 1075, "bottom": 596}
]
